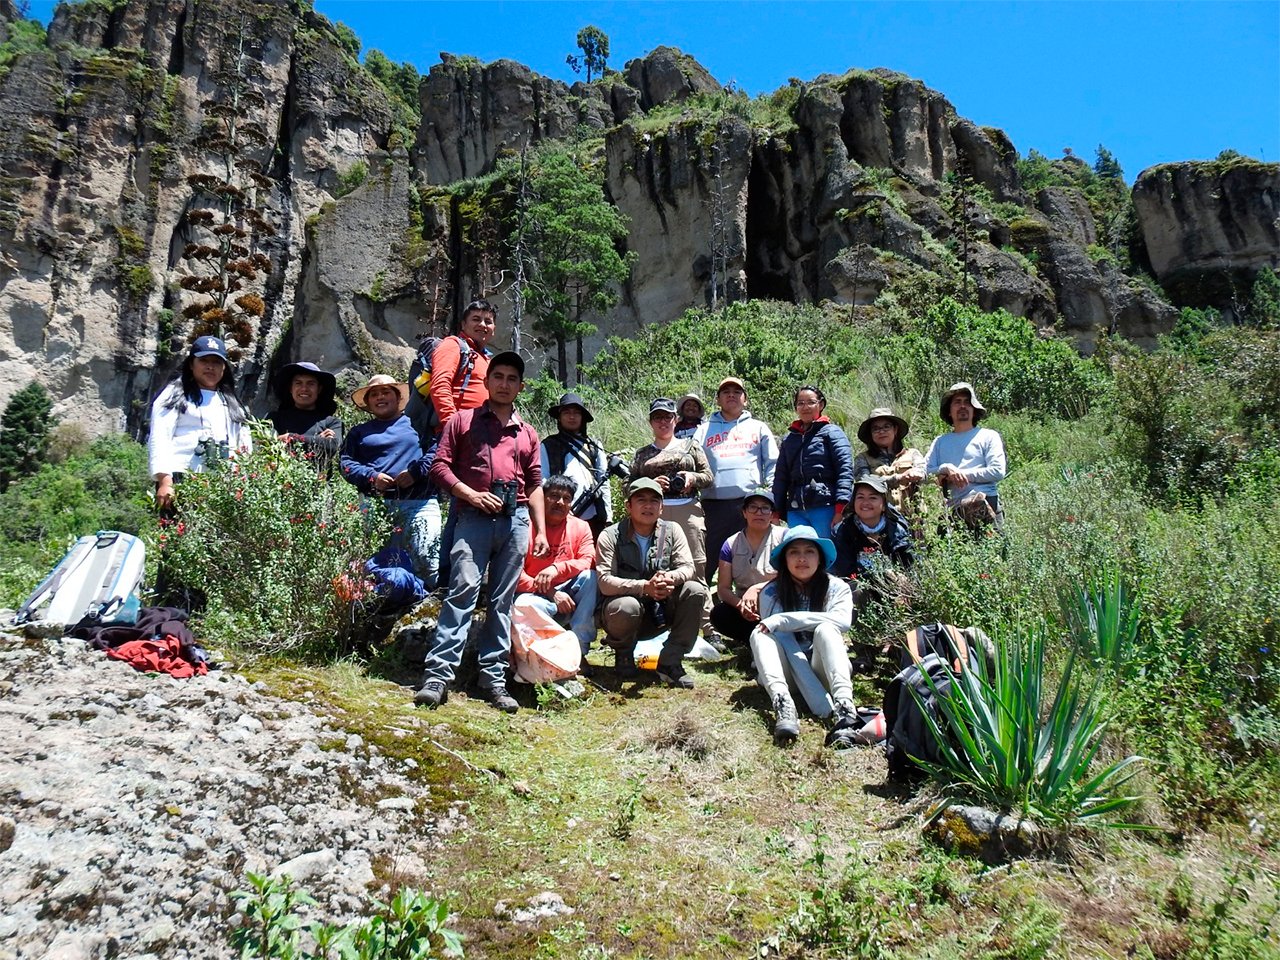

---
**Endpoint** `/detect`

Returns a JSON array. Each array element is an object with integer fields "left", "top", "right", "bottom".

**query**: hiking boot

[
  {"left": 772, "top": 693, "right": 799, "bottom": 745},
  {"left": 413, "top": 679, "right": 448, "bottom": 709},
  {"left": 825, "top": 699, "right": 861, "bottom": 749},
  {"left": 481, "top": 684, "right": 519, "bottom": 714},
  {"left": 831, "top": 699, "right": 859, "bottom": 731},
  {"left": 614, "top": 649, "right": 639, "bottom": 680},
  {"left": 657, "top": 663, "right": 695, "bottom": 689}
]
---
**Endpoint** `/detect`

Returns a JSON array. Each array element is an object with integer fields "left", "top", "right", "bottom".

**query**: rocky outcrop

[
  {"left": 1133, "top": 159, "right": 1280, "bottom": 307},
  {"left": 605, "top": 115, "right": 751, "bottom": 335},
  {"left": 292, "top": 152, "right": 440, "bottom": 377},
  {"left": 416, "top": 57, "right": 584, "bottom": 186},
  {"left": 0, "top": 0, "right": 396, "bottom": 428},
  {"left": 623, "top": 45, "right": 719, "bottom": 111}
]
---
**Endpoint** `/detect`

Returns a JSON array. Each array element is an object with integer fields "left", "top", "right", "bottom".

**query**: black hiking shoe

[
  {"left": 772, "top": 693, "right": 799, "bottom": 746},
  {"left": 657, "top": 663, "right": 695, "bottom": 689},
  {"left": 413, "top": 679, "right": 448, "bottom": 709},
  {"left": 614, "top": 649, "right": 639, "bottom": 680},
  {"left": 481, "top": 684, "right": 519, "bottom": 714},
  {"left": 825, "top": 700, "right": 860, "bottom": 749}
]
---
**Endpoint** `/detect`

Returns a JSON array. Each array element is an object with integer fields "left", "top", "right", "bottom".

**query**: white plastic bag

[{"left": 511, "top": 596, "right": 581, "bottom": 683}]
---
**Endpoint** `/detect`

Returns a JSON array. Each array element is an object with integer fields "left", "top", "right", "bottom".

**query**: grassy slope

[{"left": 253, "top": 655, "right": 1280, "bottom": 960}]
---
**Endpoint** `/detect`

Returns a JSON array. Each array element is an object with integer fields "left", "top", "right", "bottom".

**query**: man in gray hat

[{"left": 925, "top": 382, "right": 1007, "bottom": 529}]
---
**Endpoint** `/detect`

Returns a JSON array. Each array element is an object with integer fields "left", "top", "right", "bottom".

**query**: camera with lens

[
  {"left": 490, "top": 479, "right": 518, "bottom": 516},
  {"left": 606, "top": 452, "right": 631, "bottom": 481},
  {"left": 666, "top": 473, "right": 687, "bottom": 497},
  {"left": 195, "top": 436, "right": 230, "bottom": 465}
]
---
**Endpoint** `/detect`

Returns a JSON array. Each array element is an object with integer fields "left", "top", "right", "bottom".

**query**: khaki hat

[
  {"left": 626, "top": 477, "right": 664, "bottom": 499},
  {"left": 939, "top": 382, "right": 988, "bottom": 425},
  {"left": 717, "top": 376, "right": 747, "bottom": 394},
  {"left": 678, "top": 393, "right": 705, "bottom": 418},
  {"left": 351, "top": 374, "right": 409, "bottom": 413},
  {"left": 857, "top": 408, "right": 910, "bottom": 447}
]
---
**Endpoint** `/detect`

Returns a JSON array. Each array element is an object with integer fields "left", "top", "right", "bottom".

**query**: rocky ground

[{"left": 0, "top": 625, "right": 461, "bottom": 960}]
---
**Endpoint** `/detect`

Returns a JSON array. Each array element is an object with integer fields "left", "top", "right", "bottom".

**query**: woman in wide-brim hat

[
  {"left": 541, "top": 392, "right": 612, "bottom": 537},
  {"left": 269, "top": 361, "right": 344, "bottom": 463},
  {"left": 852, "top": 406, "right": 926, "bottom": 515},
  {"left": 339, "top": 373, "right": 440, "bottom": 588},
  {"left": 749, "top": 524, "right": 859, "bottom": 748}
]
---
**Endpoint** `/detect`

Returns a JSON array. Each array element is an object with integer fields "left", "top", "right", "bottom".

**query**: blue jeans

[
  {"left": 518, "top": 569, "right": 599, "bottom": 654},
  {"left": 789, "top": 505, "right": 837, "bottom": 536},
  {"left": 425, "top": 505, "right": 529, "bottom": 690},
  {"left": 387, "top": 498, "right": 441, "bottom": 591}
]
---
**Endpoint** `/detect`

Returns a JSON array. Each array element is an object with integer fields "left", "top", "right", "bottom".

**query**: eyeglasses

[{"left": 744, "top": 503, "right": 773, "bottom": 514}]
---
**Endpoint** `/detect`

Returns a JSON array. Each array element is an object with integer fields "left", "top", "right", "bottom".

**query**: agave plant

[
  {"left": 1065, "top": 572, "right": 1142, "bottom": 675},
  {"left": 915, "top": 624, "right": 1144, "bottom": 826}
]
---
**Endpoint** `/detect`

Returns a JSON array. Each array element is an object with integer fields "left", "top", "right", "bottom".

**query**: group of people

[{"left": 147, "top": 299, "right": 1008, "bottom": 745}]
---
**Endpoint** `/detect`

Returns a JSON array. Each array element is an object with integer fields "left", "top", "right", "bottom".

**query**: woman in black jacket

[{"left": 772, "top": 385, "right": 854, "bottom": 534}]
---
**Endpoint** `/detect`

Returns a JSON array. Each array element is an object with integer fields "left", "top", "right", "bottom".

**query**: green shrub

[
  {"left": 230, "top": 872, "right": 463, "bottom": 959},
  {"left": 336, "top": 160, "right": 369, "bottom": 198},
  {"left": 160, "top": 425, "right": 391, "bottom": 659}
]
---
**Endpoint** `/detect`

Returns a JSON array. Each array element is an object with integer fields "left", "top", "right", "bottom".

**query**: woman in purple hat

[{"left": 268, "top": 361, "right": 344, "bottom": 464}]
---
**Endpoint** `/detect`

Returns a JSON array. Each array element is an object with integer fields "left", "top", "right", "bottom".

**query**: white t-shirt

[{"left": 148, "top": 383, "right": 252, "bottom": 478}]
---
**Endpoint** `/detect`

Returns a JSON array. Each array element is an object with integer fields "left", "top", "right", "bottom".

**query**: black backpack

[
  {"left": 405, "top": 335, "right": 479, "bottom": 445},
  {"left": 883, "top": 653, "right": 956, "bottom": 784}
]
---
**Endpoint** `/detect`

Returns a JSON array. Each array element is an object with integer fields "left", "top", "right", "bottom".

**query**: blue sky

[{"left": 26, "top": 1, "right": 1280, "bottom": 179}]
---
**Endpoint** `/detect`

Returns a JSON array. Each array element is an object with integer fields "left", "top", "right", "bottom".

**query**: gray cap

[
  {"left": 853, "top": 473, "right": 889, "bottom": 496},
  {"left": 649, "top": 397, "right": 677, "bottom": 417}
]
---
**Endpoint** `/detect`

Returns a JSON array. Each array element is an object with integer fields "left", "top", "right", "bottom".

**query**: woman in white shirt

[
  {"left": 148, "top": 335, "right": 252, "bottom": 510},
  {"left": 750, "top": 525, "right": 858, "bottom": 748}
]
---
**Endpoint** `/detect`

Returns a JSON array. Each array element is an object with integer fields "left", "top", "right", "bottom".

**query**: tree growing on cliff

[
  {"left": 1248, "top": 267, "right": 1280, "bottom": 329},
  {"left": 174, "top": 19, "right": 275, "bottom": 359},
  {"left": 512, "top": 149, "right": 634, "bottom": 384},
  {"left": 566, "top": 26, "right": 609, "bottom": 83},
  {"left": 0, "top": 383, "right": 56, "bottom": 492}
]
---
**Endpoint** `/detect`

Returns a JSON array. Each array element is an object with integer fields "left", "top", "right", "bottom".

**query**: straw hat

[{"left": 351, "top": 374, "right": 409, "bottom": 413}]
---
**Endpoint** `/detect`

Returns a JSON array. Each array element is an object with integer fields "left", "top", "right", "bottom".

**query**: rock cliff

[
  {"left": 0, "top": 0, "right": 1273, "bottom": 429},
  {"left": 1133, "top": 158, "right": 1280, "bottom": 309}
]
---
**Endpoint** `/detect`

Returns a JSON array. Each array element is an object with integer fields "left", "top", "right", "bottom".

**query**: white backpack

[{"left": 14, "top": 531, "right": 146, "bottom": 629}]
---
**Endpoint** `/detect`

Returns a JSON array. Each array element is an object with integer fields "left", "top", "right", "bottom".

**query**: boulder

[
  {"left": 1133, "top": 158, "right": 1280, "bottom": 307},
  {"left": 623, "top": 46, "right": 720, "bottom": 111}
]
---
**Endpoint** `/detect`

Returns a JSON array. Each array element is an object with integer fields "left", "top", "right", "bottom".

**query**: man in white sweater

[{"left": 924, "top": 382, "right": 1007, "bottom": 530}]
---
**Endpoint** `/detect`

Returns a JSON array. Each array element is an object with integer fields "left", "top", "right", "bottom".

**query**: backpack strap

[{"left": 455, "top": 336, "right": 478, "bottom": 396}]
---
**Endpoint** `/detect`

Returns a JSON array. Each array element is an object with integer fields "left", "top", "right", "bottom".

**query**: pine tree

[
  {"left": 566, "top": 26, "right": 609, "bottom": 83},
  {"left": 0, "top": 382, "right": 56, "bottom": 491},
  {"left": 510, "top": 149, "right": 634, "bottom": 383}
]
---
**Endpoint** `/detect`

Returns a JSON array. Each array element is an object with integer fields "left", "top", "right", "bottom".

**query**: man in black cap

[{"left": 541, "top": 392, "right": 614, "bottom": 538}]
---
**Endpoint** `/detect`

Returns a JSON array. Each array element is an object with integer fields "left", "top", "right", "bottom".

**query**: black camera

[
  {"left": 667, "top": 473, "right": 687, "bottom": 497},
  {"left": 490, "top": 479, "right": 518, "bottom": 516},
  {"left": 606, "top": 453, "right": 630, "bottom": 481}
]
